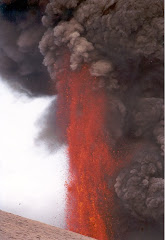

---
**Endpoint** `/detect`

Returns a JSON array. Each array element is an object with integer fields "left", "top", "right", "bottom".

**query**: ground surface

[{"left": 0, "top": 210, "right": 95, "bottom": 240}]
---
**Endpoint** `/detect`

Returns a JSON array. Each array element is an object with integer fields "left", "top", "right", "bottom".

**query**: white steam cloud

[{"left": 0, "top": 78, "right": 68, "bottom": 228}]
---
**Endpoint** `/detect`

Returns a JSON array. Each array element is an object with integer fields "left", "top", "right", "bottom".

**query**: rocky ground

[{"left": 0, "top": 210, "right": 95, "bottom": 240}]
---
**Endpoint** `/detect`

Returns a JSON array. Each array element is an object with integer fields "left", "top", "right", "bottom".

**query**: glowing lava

[{"left": 56, "top": 54, "right": 116, "bottom": 240}]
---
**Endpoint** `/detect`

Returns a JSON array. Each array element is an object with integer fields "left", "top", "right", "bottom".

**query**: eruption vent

[{"left": 56, "top": 54, "right": 117, "bottom": 239}]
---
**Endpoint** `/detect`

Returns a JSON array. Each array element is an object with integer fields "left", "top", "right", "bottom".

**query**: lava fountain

[{"left": 56, "top": 54, "right": 117, "bottom": 240}]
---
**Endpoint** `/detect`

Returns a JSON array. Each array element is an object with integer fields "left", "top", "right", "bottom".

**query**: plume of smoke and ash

[
  {"left": 0, "top": 0, "right": 164, "bottom": 237},
  {"left": 115, "top": 143, "right": 163, "bottom": 221},
  {"left": 38, "top": 0, "right": 164, "bottom": 234},
  {"left": 35, "top": 97, "right": 67, "bottom": 151},
  {"left": 0, "top": 0, "right": 51, "bottom": 95}
]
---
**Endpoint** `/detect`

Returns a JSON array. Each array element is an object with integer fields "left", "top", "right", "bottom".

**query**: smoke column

[{"left": 56, "top": 53, "right": 118, "bottom": 239}]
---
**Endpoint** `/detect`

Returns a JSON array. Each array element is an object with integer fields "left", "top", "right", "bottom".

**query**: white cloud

[{"left": 0, "top": 79, "right": 68, "bottom": 228}]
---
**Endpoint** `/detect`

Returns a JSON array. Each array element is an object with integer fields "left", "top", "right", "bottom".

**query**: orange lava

[{"left": 56, "top": 54, "right": 117, "bottom": 240}]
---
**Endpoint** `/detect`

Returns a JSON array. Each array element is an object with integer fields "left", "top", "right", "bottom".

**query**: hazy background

[{"left": 0, "top": 78, "right": 68, "bottom": 228}]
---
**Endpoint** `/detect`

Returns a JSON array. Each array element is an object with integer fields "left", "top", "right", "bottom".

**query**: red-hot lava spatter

[{"left": 56, "top": 54, "right": 118, "bottom": 240}]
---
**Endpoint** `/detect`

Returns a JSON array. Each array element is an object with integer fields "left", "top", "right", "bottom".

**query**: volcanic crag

[{"left": 0, "top": 210, "right": 96, "bottom": 240}]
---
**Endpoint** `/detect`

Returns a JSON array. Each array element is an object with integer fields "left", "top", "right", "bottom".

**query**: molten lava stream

[{"left": 57, "top": 55, "right": 116, "bottom": 240}]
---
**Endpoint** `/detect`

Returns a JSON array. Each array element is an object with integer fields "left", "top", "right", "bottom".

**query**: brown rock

[{"left": 0, "top": 210, "right": 96, "bottom": 240}]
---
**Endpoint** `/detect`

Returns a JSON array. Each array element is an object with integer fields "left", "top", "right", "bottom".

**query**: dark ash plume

[
  {"left": 0, "top": 0, "right": 51, "bottom": 96},
  {"left": 115, "top": 143, "right": 164, "bottom": 221},
  {"left": 36, "top": 97, "right": 67, "bottom": 151},
  {"left": 38, "top": 0, "right": 164, "bottom": 233}
]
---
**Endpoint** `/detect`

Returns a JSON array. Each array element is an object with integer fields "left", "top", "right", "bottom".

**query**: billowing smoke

[
  {"left": 39, "top": 0, "right": 163, "bottom": 228},
  {"left": 0, "top": 0, "right": 163, "bottom": 238},
  {"left": 0, "top": 0, "right": 51, "bottom": 95},
  {"left": 115, "top": 143, "right": 163, "bottom": 221}
]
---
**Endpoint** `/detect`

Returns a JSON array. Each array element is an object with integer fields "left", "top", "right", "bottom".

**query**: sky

[{"left": 0, "top": 78, "right": 68, "bottom": 228}]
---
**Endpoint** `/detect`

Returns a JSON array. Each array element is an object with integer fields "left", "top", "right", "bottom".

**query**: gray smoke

[
  {"left": 0, "top": 0, "right": 51, "bottom": 96},
  {"left": 38, "top": 0, "right": 164, "bottom": 234},
  {"left": 115, "top": 143, "right": 163, "bottom": 221}
]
